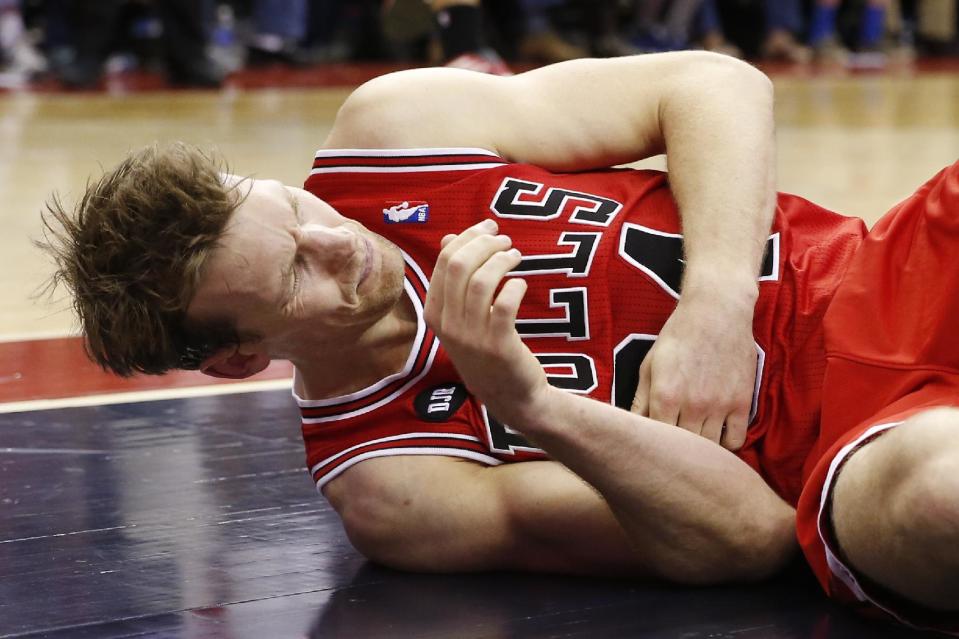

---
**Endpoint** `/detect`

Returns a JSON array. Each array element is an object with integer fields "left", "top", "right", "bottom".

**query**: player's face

[{"left": 187, "top": 177, "right": 405, "bottom": 353}]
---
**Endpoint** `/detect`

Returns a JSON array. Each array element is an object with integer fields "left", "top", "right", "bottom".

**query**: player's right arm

[
  {"left": 386, "top": 220, "right": 796, "bottom": 584},
  {"left": 324, "top": 455, "right": 644, "bottom": 578},
  {"left": 324, "top": 450, "right": 792, "bottom": 583}
]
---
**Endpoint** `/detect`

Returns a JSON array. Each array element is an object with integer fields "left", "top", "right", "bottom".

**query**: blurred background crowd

[{"left": 0, "top": 0, "right": 957, "bottom": 89}]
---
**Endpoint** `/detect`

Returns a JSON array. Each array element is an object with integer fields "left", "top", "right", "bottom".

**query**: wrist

[
  {"left": 503, "top": 383, "right": 562, "bottom": 438},
  {"left": 681, "top": 265, "right": 759, "bottom": 310}
]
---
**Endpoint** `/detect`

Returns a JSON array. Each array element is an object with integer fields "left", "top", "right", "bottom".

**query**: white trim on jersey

[
  {"left": 311, "top": 164, "right": 507, "bottom": 175},
  {"left": 311, "top": 431, "right": 487, "bottom": 475},
  {"left": 315, "top": 447, "right": 502, "bottom": 491},
  {"left": 750, "top": 343, "right": 765, "bottom": 424},
  {"left": 816, "top": 420, "right": 915, "bottom": 626},
  {"left": 311, "top": 147, "right": 506, "bottom": 175},
  {"left": 758, "top": 232, "right": 781, "bottom": 282},
  {"left": 295, "top": 251, "right": 439, "bottom": 423},
  {"left": 314, "top": 147, "right": 501, "bottom": 158},
  {"left": 294, "top": 280, "right": 426, "bottom": 409}
]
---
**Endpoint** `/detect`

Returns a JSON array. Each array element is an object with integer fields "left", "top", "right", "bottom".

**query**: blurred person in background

[
  {"left": 383, "top": 0, "right": 591, "bottom": 74},
  {"left": 756, "top": 0, "right": 811, "bottom": 63},
  {"left": 808, "top": 0, "right": 891, "bottom": 66},
  {"left": 245, "top": 0, "right": 312, "bottom": 66},
  {"left": 515, "top": 0, "right": 589, "bottom": 62},
  {"left": 693, "top": 1, "right": 812, "bottom": 62},
  {"left": 631, "top": 0, "right": 741, "bottom": 56},
  {"left": 58, "top": 0, "right": 222, "bottom": 89},
  {"left": 0, "top": 0, "right": 45, "bottom": 87},
  {"left": 909, "top": 0, "right": 958, "bottom": 55},
  {"left": 382, "top": 0, "right": 511, "bottom": 74},
  {"left": 430, "top": 0, "right": 513, "bottom": 73}
]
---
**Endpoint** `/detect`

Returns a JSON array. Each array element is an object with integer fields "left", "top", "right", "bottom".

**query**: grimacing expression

[{"left": 186, "top": 178, "right": 406, "bottom": 352}]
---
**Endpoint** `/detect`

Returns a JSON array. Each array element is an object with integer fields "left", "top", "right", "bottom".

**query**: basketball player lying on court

[{"left": 44, "top": 52, "right": 959, "bottom": 634}]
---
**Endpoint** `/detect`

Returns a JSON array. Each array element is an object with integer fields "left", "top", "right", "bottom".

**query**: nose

[{"left": 295, "top": 223, "right": 355, "bottom": 269}]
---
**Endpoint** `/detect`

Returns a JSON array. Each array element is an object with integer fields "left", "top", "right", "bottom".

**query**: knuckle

[
  {"left": 491, "top": 297, "right": 513, "bottom": 316},
  {"left": 446, "top": 256, "right": 468, "bottom": 277},
  {"left": 687, "top": 397, "right": 711, "bottom": 415},
  {"left": 654, "top": 386, "right": 680, "bottom": 408},
  {"left": 467, "top": 276, "right": 490, "bottom": 297}
]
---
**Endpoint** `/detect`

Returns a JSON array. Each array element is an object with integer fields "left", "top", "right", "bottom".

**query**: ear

[{"left": 199, "top": 343, "right": 271, "bottom": 379}]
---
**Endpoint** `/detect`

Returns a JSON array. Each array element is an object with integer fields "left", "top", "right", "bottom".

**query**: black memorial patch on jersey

[{"left": 414, "top": 383, "right": 468, "bottom": 422}]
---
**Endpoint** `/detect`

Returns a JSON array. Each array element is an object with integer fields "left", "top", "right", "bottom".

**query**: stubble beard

[{"left": 363, "top": 233, "right": 406, "bottom": 318}]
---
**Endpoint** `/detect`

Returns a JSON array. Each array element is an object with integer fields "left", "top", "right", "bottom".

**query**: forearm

[
  {"left": 661, "top": 57, "right": 776, "bottom": 298},
  {"left": 512, "top": 386, "right": 797, "bottom": 583}
]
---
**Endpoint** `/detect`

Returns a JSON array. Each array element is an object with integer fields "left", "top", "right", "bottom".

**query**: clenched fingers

[
  {"left": 463, "top": 248, "right": 524, "bottom": 329},
  {"left": 720, "top": 411, "right": 749, "bottom": 451},
  {"left": 441, "top": 234, "right": 512, "bottom": 325},
  {"left": 427, "top": 219, "right": 503, "bottom": 324}
]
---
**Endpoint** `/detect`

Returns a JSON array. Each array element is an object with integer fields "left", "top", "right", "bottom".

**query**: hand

[
  {"left": 424, "top": 220, "right": 550, "bottom": 428},
  {"left": 631, "top": 292, "right": 758, "bottom": 451}
]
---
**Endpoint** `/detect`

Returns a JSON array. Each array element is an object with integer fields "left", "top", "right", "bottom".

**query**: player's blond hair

[{"left": 40, "top": 142, "right": 248, "bottom": 376}]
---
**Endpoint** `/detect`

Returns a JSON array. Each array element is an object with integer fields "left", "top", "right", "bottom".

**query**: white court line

[
  {"left": 0, "top": 329, "right": 79, "bottom": 344},
  {"left": 0, "top": 447, "right": 108, "bottom": 455},
  {"left": 0, "top": 378, "right": 293, "bottom": 415}
]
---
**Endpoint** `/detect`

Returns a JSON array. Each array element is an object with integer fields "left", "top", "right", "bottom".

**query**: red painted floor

[
  {"left": 15, "top": 62, "right": 417, "bottom": 94},
  {"left": 0, "top": 336, "right": 293, "bottom": 403}
]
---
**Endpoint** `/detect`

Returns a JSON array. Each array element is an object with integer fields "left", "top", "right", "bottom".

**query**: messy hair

[{"left": 39, "top": 142, "right": 248, "bottom": 376}]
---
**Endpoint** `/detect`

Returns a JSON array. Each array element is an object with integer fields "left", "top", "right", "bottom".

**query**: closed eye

[
  {"left": 290, "top": 256, "right": 302, "bottom": 300},
  {"left": 283, "top": 188, "right": 304, "bottom": 307}
]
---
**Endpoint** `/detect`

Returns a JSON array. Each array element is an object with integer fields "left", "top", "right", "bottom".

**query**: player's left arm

[{"left": 326, "top": 52, "right": 775, "bottom": 450}]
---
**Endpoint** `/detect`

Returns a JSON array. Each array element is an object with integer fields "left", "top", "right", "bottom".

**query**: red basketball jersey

[{"left": 299, "top": 148, "right": 866, "bottom": 503}]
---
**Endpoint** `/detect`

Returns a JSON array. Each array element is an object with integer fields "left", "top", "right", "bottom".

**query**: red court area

[{"left": 0, "top": 336, "right": 292, "bottom": 404}]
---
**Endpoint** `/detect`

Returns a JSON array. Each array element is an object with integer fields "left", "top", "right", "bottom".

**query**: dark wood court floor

[{"left": 0, "top": 390, "right": 932, "bottom": 638}]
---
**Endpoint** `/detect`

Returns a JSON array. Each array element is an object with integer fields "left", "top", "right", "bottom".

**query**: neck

[{"left": 289, "top": 295, "right": 418, "bottom": 400}]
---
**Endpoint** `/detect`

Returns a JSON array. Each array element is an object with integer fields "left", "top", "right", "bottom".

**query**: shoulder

[{"left": 322, "top": 67, "right": 509, "bottom": 152}]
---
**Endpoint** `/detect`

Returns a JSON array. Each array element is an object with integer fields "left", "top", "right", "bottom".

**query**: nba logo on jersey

[{"left": 383, "top": 201, "right": 429, "bottom": 224}]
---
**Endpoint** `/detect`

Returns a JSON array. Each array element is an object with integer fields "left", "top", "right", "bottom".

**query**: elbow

[
  {"left": 731, "top": 503, "right": 798, "bottom": 582},
  {"left": 683, "top": 51, "right": 774, "bottom": 108},
  {"left": 696, "top": 51, "right": 772, "bottom": 92},
  {"left": 337, "top": 486, "right": 500, "bottom": 574},
  {"left": 664, "top": 503, "right": 797, "bottom": 585},
  {"left": 337, "top": 492, "right": 423, "bottom": 571}
]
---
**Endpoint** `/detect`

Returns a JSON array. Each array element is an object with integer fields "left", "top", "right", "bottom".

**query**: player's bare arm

[
  {"left": 408, "top": 220, "right": 797, "bottom": 583},
  {"left": 326, "top": 52, "right": 776, "bottom": 451},
  {"left": 324, "top": 455, "right": 646, "bottom": 577}
]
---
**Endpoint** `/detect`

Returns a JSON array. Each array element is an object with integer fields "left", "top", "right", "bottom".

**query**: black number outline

[
  {"left": 490, "top": 178, "right": 623, "bottom": 227},
  {"left": 507, "top": 232, "right": 601, "bottom": 278},
  {"left": 515, "top": 287, "right": 589, "bottom": 341}
]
